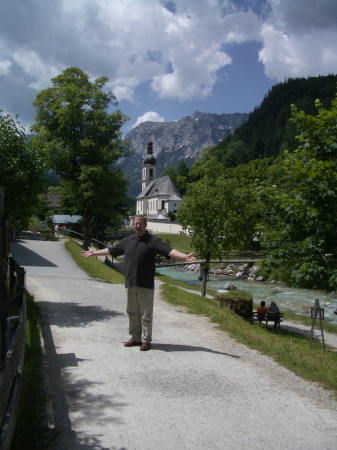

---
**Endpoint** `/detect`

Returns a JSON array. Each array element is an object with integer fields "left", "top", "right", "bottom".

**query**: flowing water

[{"left": 156, "top": 266, "right": 337, "bottom": 324}]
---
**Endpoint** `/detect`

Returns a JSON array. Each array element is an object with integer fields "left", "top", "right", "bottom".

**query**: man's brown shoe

[
  {"left": 140, "top": 342, "right": 151, "bottom": 351},
  {"left": 124, "top": 339, "right": 142, "bottom": 347}
]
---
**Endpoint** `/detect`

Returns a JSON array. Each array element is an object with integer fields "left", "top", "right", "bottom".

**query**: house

[
  {"left": 136, "top": 141, "right": 183, "bottom": 218},
  {"left": 41, "top": 193, "right": 62, "bottom": 214}
]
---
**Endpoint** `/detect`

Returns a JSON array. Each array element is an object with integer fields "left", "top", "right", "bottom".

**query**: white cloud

[
  {"left": 259, "top": 0, "right": 337, "bottom": 81},
  {"left": 0, "top": 59, "right": 11, "bottom": 75},
  {"left": 132, "top": 111, "right": 165, "bottom": 128},
  {"left": 0, "top": 0, "right": 336, "bottom": 127},
  {"left": 0, "top": 0, "right": 262, "bottom": 104}
]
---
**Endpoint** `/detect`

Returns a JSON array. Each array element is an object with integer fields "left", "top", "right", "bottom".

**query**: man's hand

[
  {"left": 186, "top": 252, "right": 197, "bottom": 263},
  {"left": 80, "top": 248, "right": 94, "bottom": 258}
]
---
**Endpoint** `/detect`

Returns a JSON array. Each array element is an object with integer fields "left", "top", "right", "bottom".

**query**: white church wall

[{"left": 147, "top": 220, "right": 185, "bottom": 234}]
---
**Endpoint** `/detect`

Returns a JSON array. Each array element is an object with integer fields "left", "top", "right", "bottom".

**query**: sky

[{"left": 1, "top": 0, "right": 337, "bottom": 137}]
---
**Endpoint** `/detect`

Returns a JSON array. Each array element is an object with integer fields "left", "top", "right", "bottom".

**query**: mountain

[{"left": 121, "top": 111, "right": 249, "bottom": 198}]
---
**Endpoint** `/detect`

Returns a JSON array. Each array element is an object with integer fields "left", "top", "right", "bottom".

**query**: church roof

[
  {"left": 167, "top": 194, "right": 182, "bottom": 201},
  {"left": 137, "top": 175, "right": 181, "bottom": 199}
]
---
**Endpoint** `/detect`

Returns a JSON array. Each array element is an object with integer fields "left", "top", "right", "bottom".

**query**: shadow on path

[
  {"left": 10, "top": 241, "right": 58, "bottom": 267},
  {"left": 152, "top": 343, "right": 240, "bottom": 358},
  {"left": 38, "top": 301, "right": 125, "bottom": 328},
  {"left": 40, "top": 304, "right": 128, "bottom": 449}
]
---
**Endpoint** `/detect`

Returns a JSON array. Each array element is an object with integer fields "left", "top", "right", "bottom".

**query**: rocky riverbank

[{"left": 183, "top": 262, "right": 270, "bottom": 282}]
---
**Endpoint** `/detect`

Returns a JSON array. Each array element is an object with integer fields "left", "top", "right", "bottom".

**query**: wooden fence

[{"left": 0, "top": 186, "right": 26, "bottom": 450}]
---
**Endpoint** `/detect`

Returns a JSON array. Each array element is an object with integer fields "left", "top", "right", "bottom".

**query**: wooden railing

[
  {"left": 155, "top": 251, "right": 266, "bottom": 267},
  {"left": 0, "top": 256, "right": 26, "bottom": 450},
  {"left": 0, "top": 185, "right": 26, "bottom": 450}
]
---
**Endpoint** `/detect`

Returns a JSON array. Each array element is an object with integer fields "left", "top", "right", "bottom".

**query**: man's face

[{"left": 133, "top": 217, "right": 147, "bottom": 236}]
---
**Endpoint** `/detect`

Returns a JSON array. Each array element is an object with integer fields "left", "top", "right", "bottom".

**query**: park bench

[{"left": 253, "top": 311, "right": 284, "bottom": 329}]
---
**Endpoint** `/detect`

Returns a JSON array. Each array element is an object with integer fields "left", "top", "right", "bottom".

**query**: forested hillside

[
  {"left": 173, "top": 75, "right": 337, "bottom": 290},
  {"left": 210, "top": 74, "right": 337, "bottom": 166}
]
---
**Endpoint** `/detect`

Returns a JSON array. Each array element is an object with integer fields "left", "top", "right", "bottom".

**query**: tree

[
  {"left": 257, "top": 93, "right": 337, "bottom": 290},
  {"left": 31, "top": 67, "right": 130, "bottom": 248},
  {"left": 178, "top": 154, "right": 258, "bottom": 296},
  {"left": 0, "top": 112, "right": 46, "bottom": 230},
  {"left": 162, "top": 159, "right": 190, "bottom": 196}
]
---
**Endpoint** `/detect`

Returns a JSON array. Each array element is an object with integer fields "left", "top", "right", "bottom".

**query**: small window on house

[
  {"left": 149, "top": 169, "right": 153, "bottom": 178},
  {"left": 161, "top": 200, "right": 165, "bottom": 209}
]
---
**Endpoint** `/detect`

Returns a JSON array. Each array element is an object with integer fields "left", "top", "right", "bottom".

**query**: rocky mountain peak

[{"left": 122, "top": 111, "right": 249, "bottom": 198}]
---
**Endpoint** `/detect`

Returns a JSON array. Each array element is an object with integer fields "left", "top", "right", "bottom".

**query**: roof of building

[
  {"left": 52, "top": 215, "right": 82, "bottom": 224},
  {"left": 151, "top": 214, "right": 167, "bottom": 220},
  {"left": 137, "top": 175, "right": 181, "bottom": 199},
  {"left": 166, "top": 194, "right": 183, "bottom": 201},
  {"left": 42, "top": 193, "right": 61, "bottom": 208}
]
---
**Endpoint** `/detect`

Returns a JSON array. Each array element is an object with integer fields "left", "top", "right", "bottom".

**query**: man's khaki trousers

[{"left": 127, "top": 286, "right": 154, "bottom": 343}]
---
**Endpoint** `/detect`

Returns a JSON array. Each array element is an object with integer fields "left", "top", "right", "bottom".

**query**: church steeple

[{"left": 142, "top": 140, "right": 157, "bottom": 190}]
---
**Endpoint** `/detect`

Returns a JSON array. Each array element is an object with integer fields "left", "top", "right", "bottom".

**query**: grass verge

[
  {"left": 154, "top": 234, "right": 194, "bottom": 254},
  {"left": 160, "top": 284, "right": 337, "bottom": 395},
  {"left": 11, "top": 293, "right": 57, "bottom": 450},
  {"left": 65, "top": 239, "right": 125, "bottom": 284}
]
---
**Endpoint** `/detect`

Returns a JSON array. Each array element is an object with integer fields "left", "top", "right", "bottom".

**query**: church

[{"left": 136, "top": 140, "right": 183, "bottom": 219}]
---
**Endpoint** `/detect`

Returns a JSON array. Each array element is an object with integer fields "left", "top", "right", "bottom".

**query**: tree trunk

[
  {"left": 201, "top": 255, "right": 210, "bottom": 297},
  {"left": 82, "top": 205, "right": 92, "bottom": 250}
]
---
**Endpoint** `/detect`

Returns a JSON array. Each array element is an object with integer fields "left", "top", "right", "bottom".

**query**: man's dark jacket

[{"left": 108, "top": 231, "right": 173, "bottom": 289}]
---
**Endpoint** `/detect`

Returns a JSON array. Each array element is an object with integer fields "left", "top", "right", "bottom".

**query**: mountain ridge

[{"left": 121, "top": 110, "right": 249, "bottom": 198}]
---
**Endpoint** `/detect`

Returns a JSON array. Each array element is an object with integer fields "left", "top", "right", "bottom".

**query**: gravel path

[{"left": 11, "top": 239, "right": 337, "bottom": 450}]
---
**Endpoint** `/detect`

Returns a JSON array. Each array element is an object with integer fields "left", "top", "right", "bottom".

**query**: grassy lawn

[{"left": 154, "top": 233, "right": 195, "bottom": 254}]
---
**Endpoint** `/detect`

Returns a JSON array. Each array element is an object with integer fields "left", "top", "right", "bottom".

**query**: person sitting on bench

[
  {"left": 268, "top": 301, "right": 280, "bottom": 329},
  {"left": 257, "top": 301, "right": 268, "bottom": 325}
]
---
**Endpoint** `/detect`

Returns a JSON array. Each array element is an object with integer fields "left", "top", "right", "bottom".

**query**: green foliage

[
  {"left": 31, "top": 67, "right": 130, "bottom": 239},
  {"left": 257, "top": 92, "right": 337, "bottom": 290},
  {"left": 218, "top": 289, "right": 252, "bottom": 301},
  {"left": 177, "top": 153, "right": 259, "bottom": 295},
  {"left": 0, "top": 112, "right": 46, "bottom": 229},
  {"left": 167, "top": 211, "right": 176, "bottom": 221},
  {"left": 162, "top": 159, "right": 190, "bottom": 195},
  {"left": 178, "top": 153, "right": 258, "bottom": 256}
]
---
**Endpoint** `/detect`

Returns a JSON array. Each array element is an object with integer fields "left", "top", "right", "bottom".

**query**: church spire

[
  {"left": 143, "top": 140, "right": 156, "bottom": 165},
  {"left": 142, "top": 140, "right": 157, "bottom": 190}
]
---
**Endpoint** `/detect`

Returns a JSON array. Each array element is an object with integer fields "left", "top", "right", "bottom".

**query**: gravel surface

[{"left": 11, "top": 239, "right": 337, "bottom": 450}]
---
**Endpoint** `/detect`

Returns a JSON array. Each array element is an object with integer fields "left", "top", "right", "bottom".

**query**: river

[{"left": 156, "top": 266, "right": 337, "bottom": 324}]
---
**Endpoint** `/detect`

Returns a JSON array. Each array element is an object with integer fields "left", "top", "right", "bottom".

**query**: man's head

[
  {"left": 260, "top": 301, "right": 266, "bottom": 307},
  {"left": 133, "top": 215, "right": 147, "bottom": 236}
]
